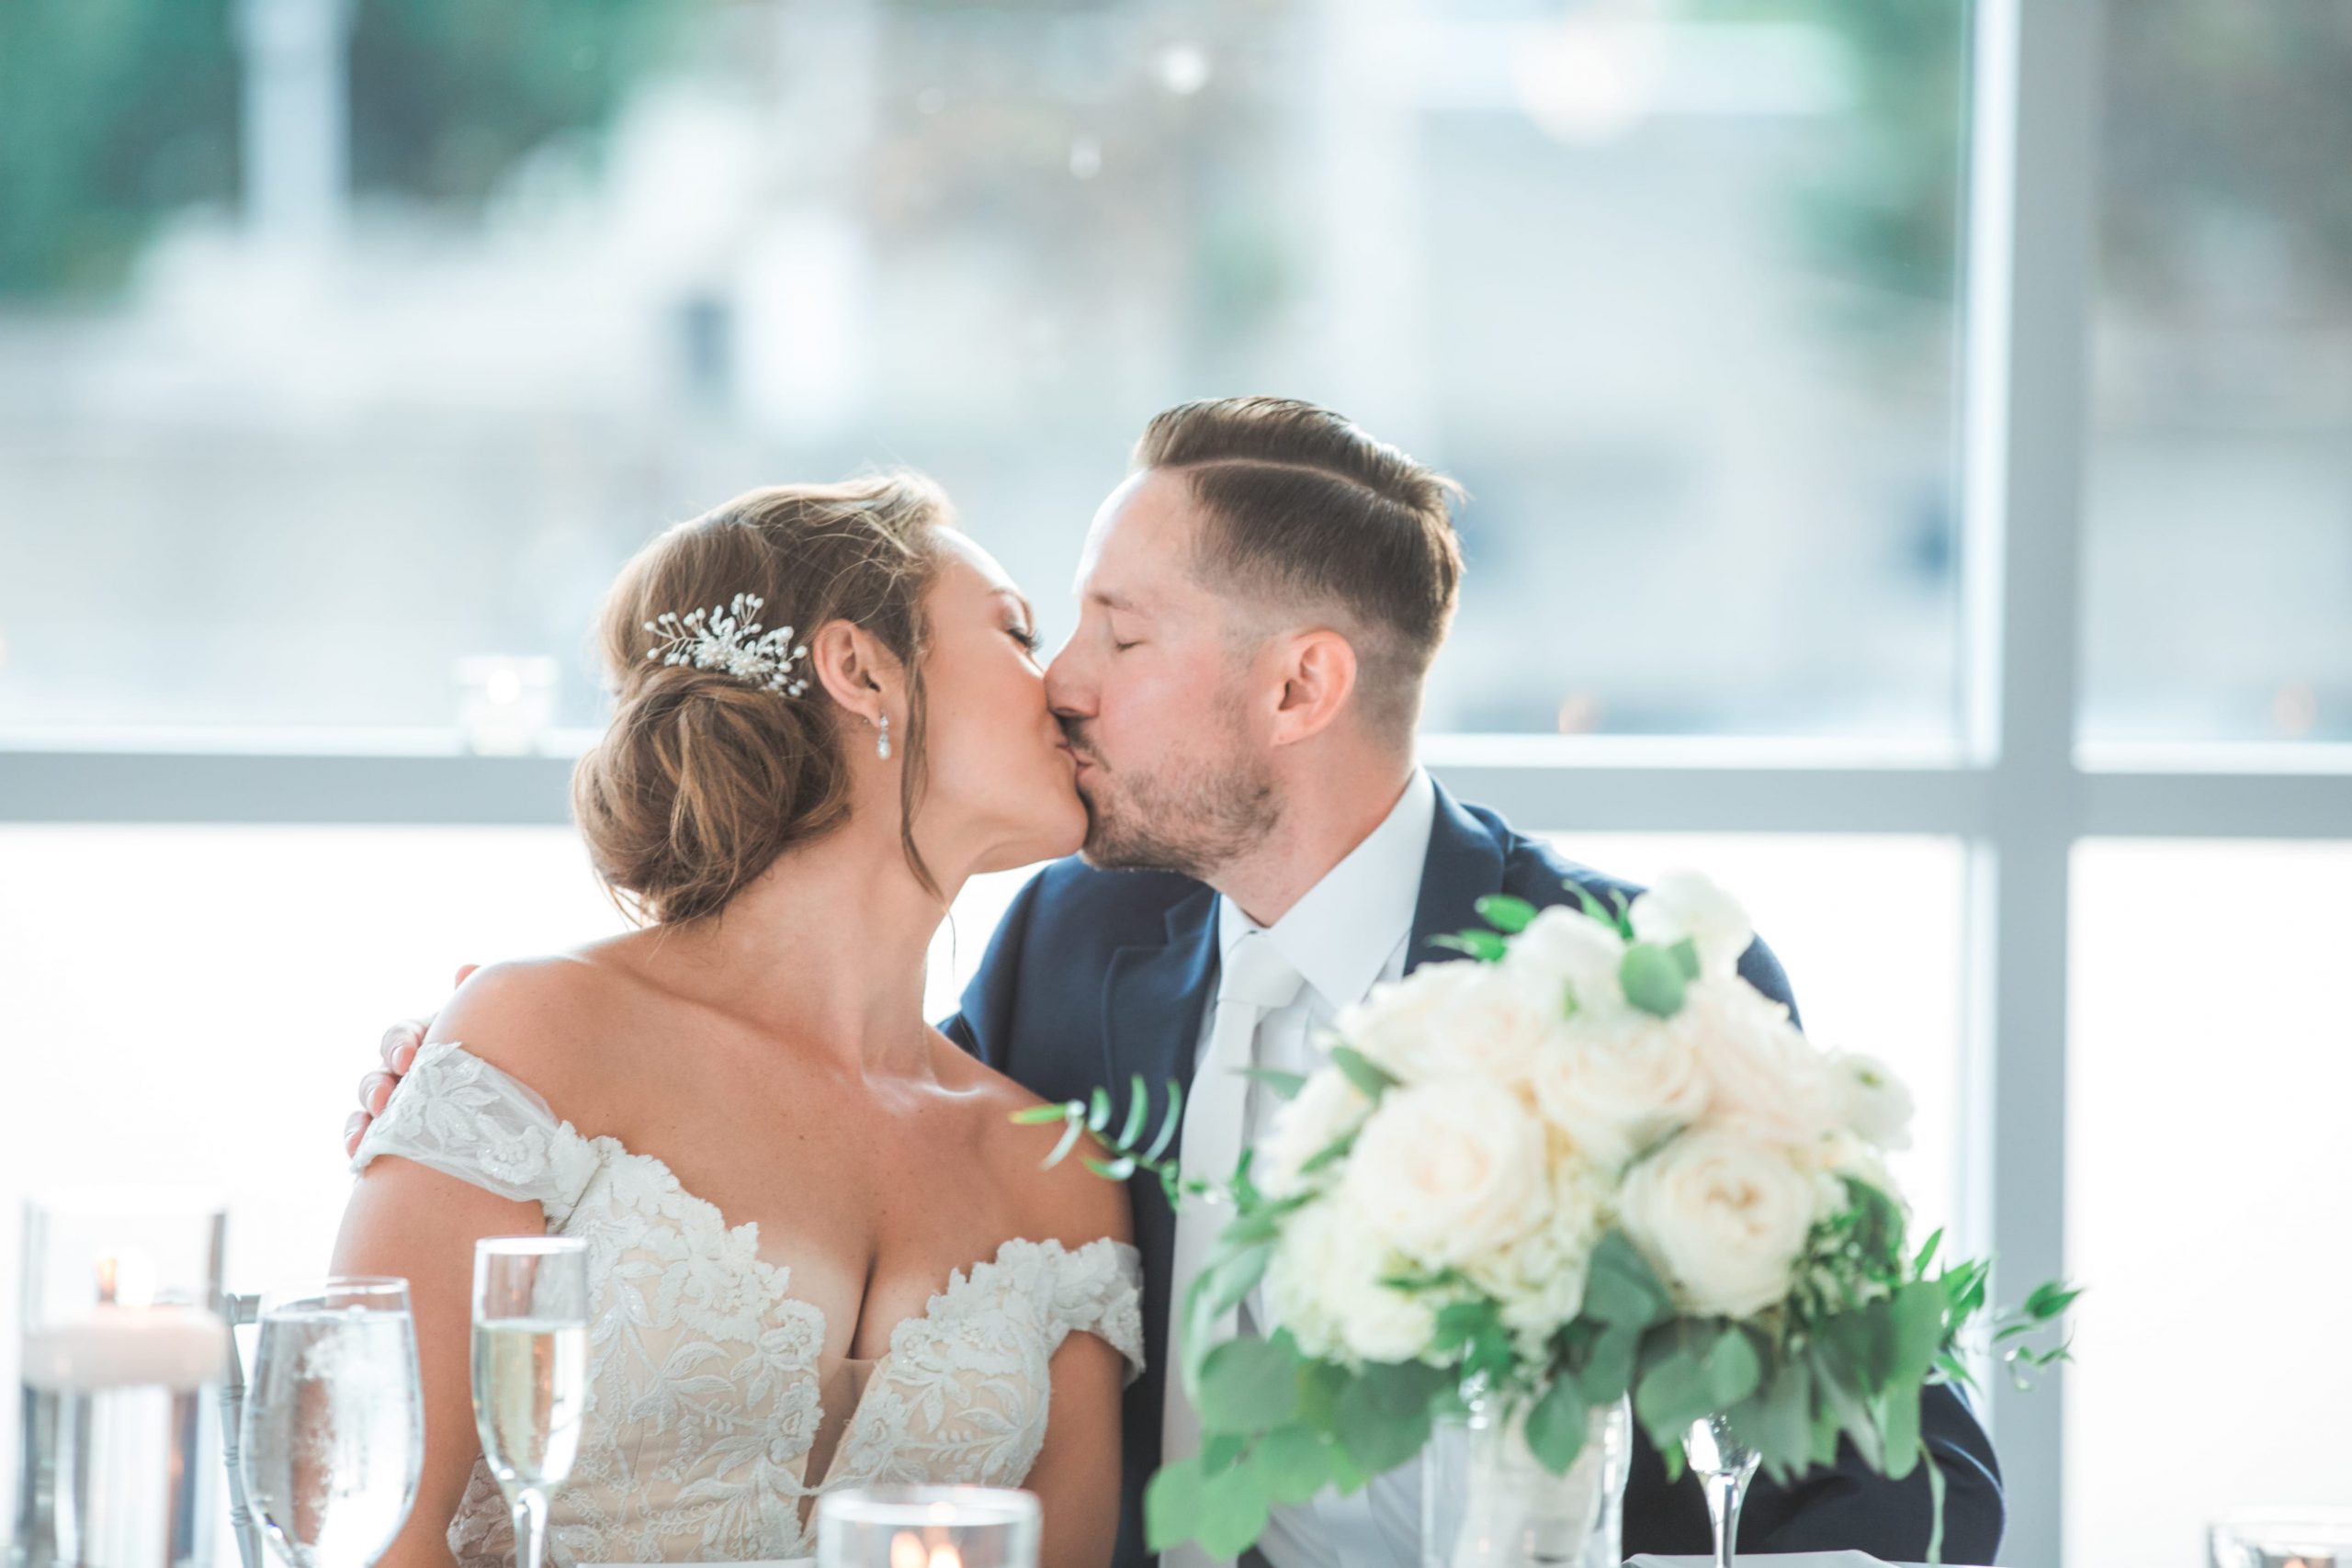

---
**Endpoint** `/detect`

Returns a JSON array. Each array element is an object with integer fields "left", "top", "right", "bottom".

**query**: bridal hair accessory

[{"left": 643, "top": 593, "right": 811, "bottom": 696}]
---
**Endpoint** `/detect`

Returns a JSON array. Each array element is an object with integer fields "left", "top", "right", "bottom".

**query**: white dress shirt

[{"left": 1201, "top": 768, "right": 1437, "bottom": 1568}]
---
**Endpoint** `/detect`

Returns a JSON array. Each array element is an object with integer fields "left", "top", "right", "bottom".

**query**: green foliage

[
  {"left": 1619, "top": 942, "right": 1690, "bottom": 1018},
  {"left": 1474, "top": 893, "right": 1539, "bottom": 933},
  {"left": 1329, "top": 1044, "right": 1399, "bottom": 1101},
  {"left": 1431, "top": 930, "right": 1508, "bottom": 963},
  {"left": 0, "top": 0, "right": 684, "bottom": 299}
]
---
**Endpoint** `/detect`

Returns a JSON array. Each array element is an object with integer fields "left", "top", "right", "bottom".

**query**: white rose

[
  {"left": 1503, "top": 906, "right": 1631, "bottom": 1021},
  {"left": 1266, "top": 1194, "right": 1438, "bottom": 1363},
  {"left": 1256, "top": 1066, "right": 1372, "bottom": 1201},
  {"left": 1680, "top": 977, "right": 1838, "bottom": 1147},
  {"left": 1336, "top": 961, "right": 1490, "bottom": 1082},
  {"left": 1826, "top": 1050, "right": 1916, "bottom": 1151},
  {"left": 1630, "top": 870, "right": 1755, "bottom": 980},
  {"left": 1343, "top": 1077, "right": 1549, "bottom": 1269},
  {"left": 1526, "top": 1013, "right": 1712, "bottom": 1171},
  {"left": 1465, "top": 1157, "right": 1608, "bottom": 1352},
  {"left": 1619, "top": 1125, "right": 1817, "bottom": 1319}
]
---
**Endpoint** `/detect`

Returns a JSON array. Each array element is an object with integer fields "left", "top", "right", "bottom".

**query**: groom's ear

[
  {"left": 1267, "top": 628, "right": 1359, "bottom": 747},
  {"left": 806, "top": 619, "right": 899, "bottom": 726}
]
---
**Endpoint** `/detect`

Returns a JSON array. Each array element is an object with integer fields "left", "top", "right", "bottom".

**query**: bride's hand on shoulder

[{"left": 345, "top": 964, "right": 479, "bottom": 1158}]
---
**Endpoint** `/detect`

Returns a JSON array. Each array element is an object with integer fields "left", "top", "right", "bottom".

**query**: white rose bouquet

[{"left": 1019, "top": 873, "right": 2073, "bottom": 1562}]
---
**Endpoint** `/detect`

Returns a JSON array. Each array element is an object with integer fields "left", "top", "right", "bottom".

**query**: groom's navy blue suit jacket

[{"left": 944, "top": 783, "right": 2003, "bottom": 1568}]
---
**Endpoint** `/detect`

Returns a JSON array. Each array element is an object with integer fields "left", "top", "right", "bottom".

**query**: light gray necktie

[{"left": 1162, "top": 930, "right": 1305, "bottom": 1568}]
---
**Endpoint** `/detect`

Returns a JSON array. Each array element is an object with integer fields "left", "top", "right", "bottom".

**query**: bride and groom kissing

[{"left": 338, "top": 397, "right": 2003, "bottom": 1568}]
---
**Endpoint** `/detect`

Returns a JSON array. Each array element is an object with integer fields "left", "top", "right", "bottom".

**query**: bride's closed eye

[{"left": 1007, "top": 622, "right": 1041, "bottom": 656}]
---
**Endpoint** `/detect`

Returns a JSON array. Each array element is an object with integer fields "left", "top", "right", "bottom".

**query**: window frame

[{"left": 4, "top": 5, "right": 2348, "bottom": 1562}]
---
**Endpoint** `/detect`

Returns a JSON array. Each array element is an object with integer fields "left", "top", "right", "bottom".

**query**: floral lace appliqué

[{"left": 354, "top": 1043, "right": 1145, "bottom": 1565}]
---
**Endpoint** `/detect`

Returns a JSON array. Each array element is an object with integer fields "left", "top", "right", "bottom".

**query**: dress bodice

[{"left": 353, "top": 1042, "right": 1145, "bottom": 1564}]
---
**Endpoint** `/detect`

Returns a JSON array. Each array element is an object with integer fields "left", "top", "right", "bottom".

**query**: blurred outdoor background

[{"left": 2, "top": 2, "right": 2348, "bottom": 1564}]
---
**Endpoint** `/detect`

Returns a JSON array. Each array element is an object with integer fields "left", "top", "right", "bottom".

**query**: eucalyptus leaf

[
  {"left": 1011, "top": 1101, "right": 1075, "bottom": 1125},
  {"left": 1087, "top": 1086, "right": 1113, "bottom": 1132},
  {"left": 1579, "top": 1322, "right": 1641, "bottom": 1404},
  {"left": 1876, "top": 1379, "right": 1923, "bottom": 1481},
  {"left": 1298, "top": 1128, "right": 1361, "bottom": 1177},
  {"left": 1198, "top": 1337, "right": 1302, "bottom": 1434},
  {"left": 1043, "top": 1115, "right": 1087, "bottom": 1169},
  {"left": 1146, "top": 1078, "right": 1185, "bottom": 1163},
  {"left": 1196, "top": 1461, "right": 1272, "bottom": 1560},
  {"left": 1620, "top": 943, "right": 1690, "bottom": 1018},
  {"left": 1117, "top": 1074, "right": 1149, "bottom": 1147},
  {"left": 1666, "top": 936, "right": 1702, "bottom": 981},
  {"left": 1254, "top": 1425, "right": 1333, "bottom": 1506},
  {"left": 1329, "top": 1044, "right": 1401, "bottom": 1100},
  {"left": 1702, "top": 1326, "right": 1764, "bottom": 1409},
  {"left": 1335, "top": 1361, "right": 1447, "bottom": 1473},
  {"left": 1144, "top": 1458, "right": 1204, "bottom": 1551},
  {"left": 1525, "top": 1376, "right": 1591, "bottom": 1476},
  {"left": 1432, "top": 930, "right": 1509, "bottom": 963},
  {"left": 1634, "top": 1342, "right": 1717, "bottom": 1449},
  {"left": 1582, "top": 1231, "right": 1673, "bottom": 1329},
  {"left": 1750, "top": 1358, "right": 1812, "bottom": 1483},
  {"left": 1084, "top": 1156, "right": 1137, "bottom": 1181},
  {"left": 1475, "top": 893, "right": 1539, "bottom": 933}
]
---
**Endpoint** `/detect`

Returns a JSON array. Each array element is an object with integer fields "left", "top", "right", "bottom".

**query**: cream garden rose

[
  {"left": 1334, "top": 961, "right": 1490, "bottom": 1082},
  {"left": 1679, "top": 976, "right": 1838, "bottom": 1147},
  {"left": 1526, "top": 1014, "right": 1713, "bottom": 1171},
  {"left": 1618, "top": 1124, "right": 1819, "bottom": 1319},
  {"left": 1343, "top": 1077, "right": 1550, "bottom": 1269},
  {"left": 1265, "top": 1192, "right": 1437, "bottom": 1363},
  {"left": 1255, "top": 1066, "right": 1371, "bottom": 1201}
]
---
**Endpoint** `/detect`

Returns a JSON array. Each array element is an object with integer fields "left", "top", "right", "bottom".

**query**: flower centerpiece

[{"left": 1019, "top": 872, "right": 2073, "bottom": 1565}]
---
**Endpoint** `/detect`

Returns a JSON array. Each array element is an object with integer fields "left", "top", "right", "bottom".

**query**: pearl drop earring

[{"left": 876, "top": 713, "right": 891, "bottom": 761}]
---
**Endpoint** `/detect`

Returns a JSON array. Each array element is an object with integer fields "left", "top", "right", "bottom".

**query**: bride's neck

[{"left": 648, "top": 820, "right": 957, "bottom": 1079}]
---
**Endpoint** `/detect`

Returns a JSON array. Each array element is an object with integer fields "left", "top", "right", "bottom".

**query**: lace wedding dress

[{"left": 354, "top": 1043, "right": 1146, "bottom": 1565}]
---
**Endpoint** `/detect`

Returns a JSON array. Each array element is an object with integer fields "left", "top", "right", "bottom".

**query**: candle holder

[
  {"left": 11, "top": 1190, "right": 231, "bottom": 1568},
  {"left": 815, "top": 1486, "right": 1042, "bottom": 1568}
]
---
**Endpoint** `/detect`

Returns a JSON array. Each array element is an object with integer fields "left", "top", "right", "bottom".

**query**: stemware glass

[
  {"left": 470, "top": 1238, "right": 588, "bottom": 1568},
  {"left": 1684, "top": 1414, "right": 1761, "bottom": 1568},
  {"left": 239, "top": 1278, "right": 424, "bottom": 1568}
]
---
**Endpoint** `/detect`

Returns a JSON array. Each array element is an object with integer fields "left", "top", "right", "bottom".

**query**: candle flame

[
  {"left": 929, "top": 1546, "right": 962, "bottom": 1568},
  {"left": 888, "top": 1533, "right": 927, "bottom": 1568},
  {"left": 96, "top": 1256, "right": 119, "bottom": 1304}
]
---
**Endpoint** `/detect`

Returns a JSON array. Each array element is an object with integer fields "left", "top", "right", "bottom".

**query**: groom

[
  {"left": 943, "top": 398, "right": 2001, "bottom": 1568},
  {"left": 355, "top": 397, "right": 2003, "bottom": 1567}
]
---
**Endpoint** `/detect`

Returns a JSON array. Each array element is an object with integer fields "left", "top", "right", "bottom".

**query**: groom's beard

[{"left": 1066, "top": 721, "right": 1280, "bottom": 880}]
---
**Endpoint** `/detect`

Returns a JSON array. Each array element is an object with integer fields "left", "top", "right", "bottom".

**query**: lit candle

[{"left": 19, "top": 1304, "right": 232, "bottom": 1393}]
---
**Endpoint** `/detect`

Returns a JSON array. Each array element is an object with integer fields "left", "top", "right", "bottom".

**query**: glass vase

[{"left": 1422, "top": 1390, "right": 1630, "bottom": 1568}]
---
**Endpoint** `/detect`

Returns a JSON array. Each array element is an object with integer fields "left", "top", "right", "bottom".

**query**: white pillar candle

[{"left": 19, "top": 1303, "right": 232, "bottom": 1392}]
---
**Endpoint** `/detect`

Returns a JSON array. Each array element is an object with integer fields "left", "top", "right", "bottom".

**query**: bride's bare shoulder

[
  {"left": 938, "top": 1043, "right": 1135, "bottom": 1253},
  {"left": 421, "top": 936, "right": 662, "bottom": 1100}
]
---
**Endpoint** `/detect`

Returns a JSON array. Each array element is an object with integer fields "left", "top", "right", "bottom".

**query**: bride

[{"left": 336, "top": 474, "right": 1140, "bottom": 1568}]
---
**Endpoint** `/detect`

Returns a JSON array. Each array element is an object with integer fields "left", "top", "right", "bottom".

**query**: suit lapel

[{"left": 1407, "top": 781, "right": 1511, "bottom": 974}]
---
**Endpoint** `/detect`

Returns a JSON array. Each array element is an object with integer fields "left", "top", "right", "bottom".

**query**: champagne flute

[
  {"left": 240, "top": 1277, "right": 424, "bottom": 1568},
  {"left": 1685, "top": 1413, "right": 1761, "bottom": 1568},
  {"left": 471, "top": 1237, "right": 588, "bottom": 1568}
]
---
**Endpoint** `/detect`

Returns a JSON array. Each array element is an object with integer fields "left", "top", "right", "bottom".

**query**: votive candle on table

[
  {"left": 816, "top": 1486, "right": 1042, "bottom": 1568},
  {"left": 11, "top": 1190, "right": 231, "bottom": 1568}
]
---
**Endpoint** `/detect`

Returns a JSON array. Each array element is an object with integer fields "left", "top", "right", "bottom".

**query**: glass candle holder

[
  {"left": 12, "top": 1190, "right": 232, "bottom": 1568},
  {"left": 816, "top": 1486, "right": 1042, "bottom": 1568},
  {"left": 2210, "top": 1508, "right": 2352, "bottom": 1568}
]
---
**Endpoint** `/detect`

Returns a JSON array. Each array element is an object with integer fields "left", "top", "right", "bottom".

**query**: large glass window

[
  {"left": 0, "top": 0, "right": 1973, "bottom": 743},
  {"left": 2066, "top": 840, "right": 2352, "bottom": 1565},
  {"left": 2086, "top": 1, "right": 2352, "bottom": 747}
]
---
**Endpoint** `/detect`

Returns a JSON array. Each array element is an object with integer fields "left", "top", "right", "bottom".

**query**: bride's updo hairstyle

[{"left": 572, "top": 475, "right": 948, "bottom": 925}]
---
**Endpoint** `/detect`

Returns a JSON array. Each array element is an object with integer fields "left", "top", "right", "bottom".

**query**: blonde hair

[{"left": 571, "top": 475, "right": 949, "bottom": 924}]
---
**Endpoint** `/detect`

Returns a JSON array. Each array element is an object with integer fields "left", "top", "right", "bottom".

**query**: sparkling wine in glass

[
  {"left": 471, "top": 1237, "right": 589, "bottom": 1568},
  {"left": 1685, "top": 1414, "right": 1762, "bottom": 1568},
  {"left": 240, "top": 1277, "right": 424, "bottom": 1568}
]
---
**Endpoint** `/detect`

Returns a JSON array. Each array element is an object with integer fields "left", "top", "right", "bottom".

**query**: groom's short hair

[{"left": 1134, "top": 396, "right": 1464, "bottom": 744}]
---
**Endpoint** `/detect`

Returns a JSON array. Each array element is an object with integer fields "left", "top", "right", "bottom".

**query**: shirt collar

[{"left": 1217, "top": 768, "right": 1438, "bottom": 1010}]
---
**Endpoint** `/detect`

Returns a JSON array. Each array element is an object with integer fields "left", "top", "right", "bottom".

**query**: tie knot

[{"left": 1219, "top": 931, "right": 1306, "bottom": 1013}]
